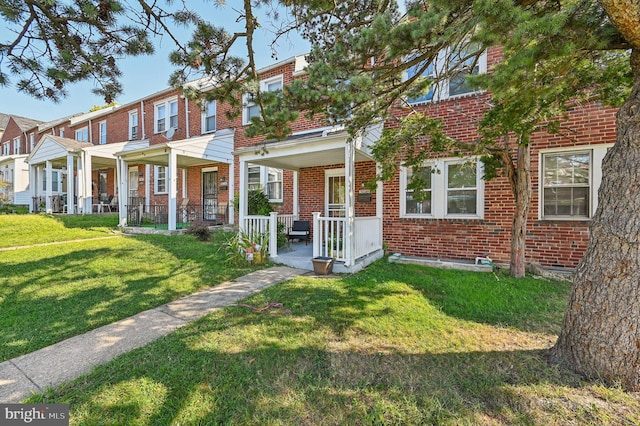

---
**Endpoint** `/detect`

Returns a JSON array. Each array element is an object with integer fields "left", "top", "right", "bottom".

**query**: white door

[
  {"left": 128, "top": 168, "right": 138, "bottom": 199},
  {"left": 325, "top": 169, "right": 346, "bottom": 217}
]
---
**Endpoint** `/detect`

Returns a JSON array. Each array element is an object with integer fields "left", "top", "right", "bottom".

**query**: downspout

[
  {"left": 140, "top": 100, "right": 146, "bottom": 140},
  {"left": 89, "top": 119, "right": 93, "bottom": 144},
  {"left": 184, "top": 96, "right": 190, "bottom": 138}
]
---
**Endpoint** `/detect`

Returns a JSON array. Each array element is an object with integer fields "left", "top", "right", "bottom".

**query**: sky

[{"left": 0, "top": 1, "right": 309, "bottom": 123}]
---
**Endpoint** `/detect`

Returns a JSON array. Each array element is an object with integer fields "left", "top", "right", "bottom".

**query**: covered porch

[
  {"left": 115, "top": 129, "right": 235, "bottom": 231},
  {"left": 26, "top": 135, "right": 148, "bottom": 214},
  {"left": 236, "top": 125, "right": 385, "bottom": 272}
]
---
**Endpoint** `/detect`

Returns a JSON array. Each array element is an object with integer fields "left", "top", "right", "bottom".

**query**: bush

[
  {"left": 185, "top": 221, "right": 212, "bottom": 241},
  {"left": 0, "top": 204, "right": 29, "bottom": 214}
]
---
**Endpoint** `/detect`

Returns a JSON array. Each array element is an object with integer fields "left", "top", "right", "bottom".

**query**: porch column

[
  {"left": 344, "top": 139, "right": 356, "bottom": 267},
  {"left": 168, "top": 149, "right": 178, "bottom": 230},
  {"left": 228, "top": 160, "right": 235, "bottom": 224},
  {"left": 269, "top": 211, "right": 278, "bottom": 258},
  {"left": 293, "top": 170, "right": 299, "bottom": 219},
  {"left": 239, "top": 159, "right": 248, "bottom": 231},
  {"left": 66, "top": 154, "right": 75, "bottom": 214},
  {"left": 45, "top": 160, "right": 52, "bottom": 213},
  {"left": 116, "top": 157, "right": 128, "bottom": 226},
  {"left": 28, "top": 163, "right": 36, "bottom": 212},
  {"left": 83, "top": 152, "right": 93, "bottom": 214},
  {"left": 76, "top": 154, "right": 84, "bottom": 213},
  {"left": 376, "top": 163, "right": 384, "bottom": 245},
  {"left": 145, "top": 164, "right": 151, "bottom": 213}
]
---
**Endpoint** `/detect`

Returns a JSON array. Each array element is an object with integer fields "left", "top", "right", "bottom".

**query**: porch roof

[
  {"left": 115, "top": 129, "right": 234, "bottom": 168},
  {"left": 234, "top": 123, "right": 383, "bottom": 170},
  {"left": 26, "top": 135, "right": 149, "bottom": 169},
  {"left": 0, "top": 154, "right": 28, "bottom": 167}
]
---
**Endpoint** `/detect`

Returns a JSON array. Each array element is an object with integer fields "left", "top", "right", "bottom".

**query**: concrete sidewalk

[{"left": 0, "top": 266, "right": 306, "bottom": 403}]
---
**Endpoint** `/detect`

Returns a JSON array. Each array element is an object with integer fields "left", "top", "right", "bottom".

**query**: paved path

[{"left": 0, "top": 266, "right": 306, "bottom": 403}]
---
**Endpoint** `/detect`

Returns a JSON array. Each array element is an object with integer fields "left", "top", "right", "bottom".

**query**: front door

[
  {"left": 326, "top": 169, "right": 346, "bottom": 217},
  {"left": 128, "top": 168, "right": 138, "bottom": 199},
  {"left": 203, "top": 170, "right": 218, "bottom": 221}
]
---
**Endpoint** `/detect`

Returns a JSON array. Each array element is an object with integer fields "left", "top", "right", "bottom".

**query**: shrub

[{"left": 185, "top": 221, "right": 212, "bottom": 241}]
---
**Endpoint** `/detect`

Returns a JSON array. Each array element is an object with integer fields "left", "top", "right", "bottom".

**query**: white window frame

[
  {"left": 98, "top": 121, "right": 107, "bottom": 145},
  {"left": 400, "top": 157, "right": 484, "bottom": 220},
  {"left": 242, "top": 75, "right": 283, "bottom": 125},
  {"left": 29, "top": 133, "right": 35, "bottom": 151},
  {"left": 406, "top": 44, "right": 487, "bottom": 105},
  {"left": 59, "top": 129, "right": 65, "bottom": 138},
  {"left": 154, "top": 98, "right": 178, "bottom": 134},
  {"left": 246, "top": 163, "right": 284, "bottom": 202},
  {"left": 129, "top": 110, "right": 139, "bottom": 140},
  {"left": 13, "top": 137, "right": 20, "bottom": 154},
  {"left": 75, "top": 127, "right": 88, "bottom": 142},
  {"left": 154, "top": 165, "right": 168, "bottom": 194},
  {"left": 201, "top": 100, "right": 217, "bottom": 133},
  {"left": 2, "top": 143, "right": 9, "bottom": 156},
  {"left": 539, "top": 144, "right": 611, "bottom": 221}
]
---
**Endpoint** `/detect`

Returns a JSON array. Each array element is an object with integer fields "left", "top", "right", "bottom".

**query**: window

[
  {"left": 59, "top": 129, "right": 64, "bottom": 138},
  {"left": 98, "top": 121, "right": 107, "bottom": 144},
  {"left": 406, "top": 43, "right": 487, "bottom": 104},
  {"left": 129, "top": 111, "right": 139, "bottom": 140},
  {"left": 202, "top": 100, "right": 216, "bottom": 133},
  {"left": 247, "top": 164, "right": 284, "bottom": 202},
  {"left": 542, "top": 151, "right": 591, "bottom": 219},
  {"left": 75, "top": 127, "right": 88, "bottom": 142},
  {"left": 2, "top": 143, "right": 9, "bottom": 156},
  {"left": 13, "top": 137, "right": 20, "bottom": 154},
  {"left": 29, "top": 133, "right": 35, "bottom": 151},
  {"left": 155, "top": 99, "right": 178, "bottom": 133},
  {"left": 267, "top": 168, "right": 283, "bottom": 201},
  {"left": 154, "top": 166, "right": 167, "bottom": 193},
  {"left": 43, "top": 170, "right": 60, "bottom": 192},
  {"left": 401, "top": 158, "right": 484, "bottom": 219},
  {"left": 243, "top": 76, "right": 283, "bottom": 125}
]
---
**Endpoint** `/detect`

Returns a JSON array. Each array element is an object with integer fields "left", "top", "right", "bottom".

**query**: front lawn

[
  {"left": 0, "top": 216, "right": 260, "bottom": 361},
  {"left": 29, "top": 261, "right": 640, "bottom": 424},
  {"left": 0, "top": 214, "right": 120, "bottom": 248}
]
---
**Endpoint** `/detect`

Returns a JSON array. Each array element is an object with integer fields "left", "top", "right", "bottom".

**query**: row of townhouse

[{"left": 0, "top": 47, "right": 617, "bottom": 272}]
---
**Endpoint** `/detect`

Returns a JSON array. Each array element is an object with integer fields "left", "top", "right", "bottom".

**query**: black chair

[{"left": 287, "top": 220, "right": 311, "bottom": 245}]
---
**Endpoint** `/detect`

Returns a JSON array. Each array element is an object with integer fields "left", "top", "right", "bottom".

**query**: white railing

[
  {"left": 277, "top": 214, "right": 297, "bottom": 233},
  {"left": 313, "top": 214, "right": 348, "bottom": 262},
  {"left": 354, "top": 217, "right": 382, "bottom": 259},
  {"left": 242, "top": 212, "right": 280, "bottom": 257}
]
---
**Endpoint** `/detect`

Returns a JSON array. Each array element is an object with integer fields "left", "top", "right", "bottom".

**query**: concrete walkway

[{"left": 0, "top": 266, "right": 306, "bottom": 403}]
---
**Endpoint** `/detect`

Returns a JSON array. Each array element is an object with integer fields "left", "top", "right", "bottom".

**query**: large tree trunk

[
  {"left": 550, "top": 50, "right": 640, "bottom": 391},
  {"left": 510, "top": 143, "right": 531, "bottom": 278}
]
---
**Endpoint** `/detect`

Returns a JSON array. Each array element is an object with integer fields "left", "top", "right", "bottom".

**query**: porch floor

[{"left": 273, "top": 242, "right": 384, "bottom": 274}]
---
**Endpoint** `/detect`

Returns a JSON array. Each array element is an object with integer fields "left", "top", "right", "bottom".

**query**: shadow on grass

[{"left": 36, "top": 314, "right": 628, "bottom": 425}]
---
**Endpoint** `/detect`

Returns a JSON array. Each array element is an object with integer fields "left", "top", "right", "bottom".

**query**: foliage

[
  {"left": 222, "top": 229, "right": 269, "bottom": 266},
  {"left": 185, "top": 220, "right": 212, "bottom": 241},
  {"left": 0, "top": 204, "right": 29, "bottom": 214},
  {"left": 248, "top": 189, "right": 274, "bottom": 216},
  {"left": 88, "top": 101, "right": 118, "bottom": 112}
]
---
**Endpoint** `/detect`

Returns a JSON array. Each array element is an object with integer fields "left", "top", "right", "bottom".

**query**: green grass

[
  {"left": 0, "top": 215, "right": 261, "bottom": 361},
  {"left": 28, "top": 261, "right": 640, "bottom": 425},
  {"left": 0, "top": 214, "right": 120, "bottom": 248}
]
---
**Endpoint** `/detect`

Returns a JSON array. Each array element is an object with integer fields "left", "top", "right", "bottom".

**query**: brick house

[{"left": 1, "top": 49, "right": 618, "bottom": 271}]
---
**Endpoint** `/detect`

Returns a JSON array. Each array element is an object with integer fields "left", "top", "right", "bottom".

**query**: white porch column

[
  {"left": 84, "top": 152, "right": 93, "bottom": 214},
  {"left": 76, "top": 154, "right": 84, "bottom": 213},
  {"left": 228, "top": 160, "right": 235, "bottom": 225},
  {"left": 269, "top": 211, "right": 278, "bottom": 258},
  {"left": 45, "top": 160, "right": 52, "bottom": 213},
  {"left": 168, "top": 149, "right": 178, "bottom": 230},
  {"left": 66, "top": 154, "right": 75, "bottom": 214},
  {"left": 239, "top": 159, "right": 247, "bottom": 231},
  {"left": 312, "top": 212, "right": 321, "bottom": 258},
  {"left": 376, "top": 163, "right": 384, "bottom": 244},
  {"left": 116, "top": 157, "right": 128, "bottom": 226},
  {"left": 344, "top": 139, "right": 356, "bottom": 267},
  {"left": 293, "top": 170, "right": 299, "bottom": 219},
  {"left": 145, "top": 164, "right": 151, "bottom": 213},
  {"left": 28, "top": 163, "right": 36, "bottom": 212}
]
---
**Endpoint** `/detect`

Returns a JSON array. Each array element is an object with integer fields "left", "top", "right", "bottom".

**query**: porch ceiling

[{"left": 246, "top": 146, "right": 373, "bottom": 170}]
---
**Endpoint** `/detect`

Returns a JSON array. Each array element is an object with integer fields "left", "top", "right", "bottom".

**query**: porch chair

[
  {"left": 287, "top": 220, "right": 311, "bottom": 245},
  {"left": 109, "top": 195, "right": 118, "bottom": 212}
]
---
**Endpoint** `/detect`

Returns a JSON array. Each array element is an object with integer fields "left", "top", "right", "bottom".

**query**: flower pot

[{"left": 312, "top": 256, "right": 335, "bottom": 275}]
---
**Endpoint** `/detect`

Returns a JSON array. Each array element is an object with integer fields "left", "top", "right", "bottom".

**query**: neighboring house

[
  {"left": 0, "top": 114, "right": 44, "bottom": 204},
  {"left": 2, "top": 49, "right": 618, "bottom": 272}
]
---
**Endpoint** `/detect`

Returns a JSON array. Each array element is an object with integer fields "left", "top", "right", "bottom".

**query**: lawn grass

[
  {"left": 28, "top": 261, "right": 640, "bottom": 425},
  {"left": 0, "top": 224, "right": 260, "bottom": 361},
  {"left": 0, "top": 214, "right": 120, "bottom": 248}
]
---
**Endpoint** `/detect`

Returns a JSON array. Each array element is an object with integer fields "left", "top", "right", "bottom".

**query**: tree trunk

[
  {"left": 550, "top": 50, "right": 640, "bottom": 391},
  {"left": 509, "top": 144, "right": 531, "bottom": 278}
]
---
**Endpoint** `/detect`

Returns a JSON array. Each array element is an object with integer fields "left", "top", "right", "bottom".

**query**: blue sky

[{"left": 0, "top": 1, "right": 308, "bottom": 123}]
